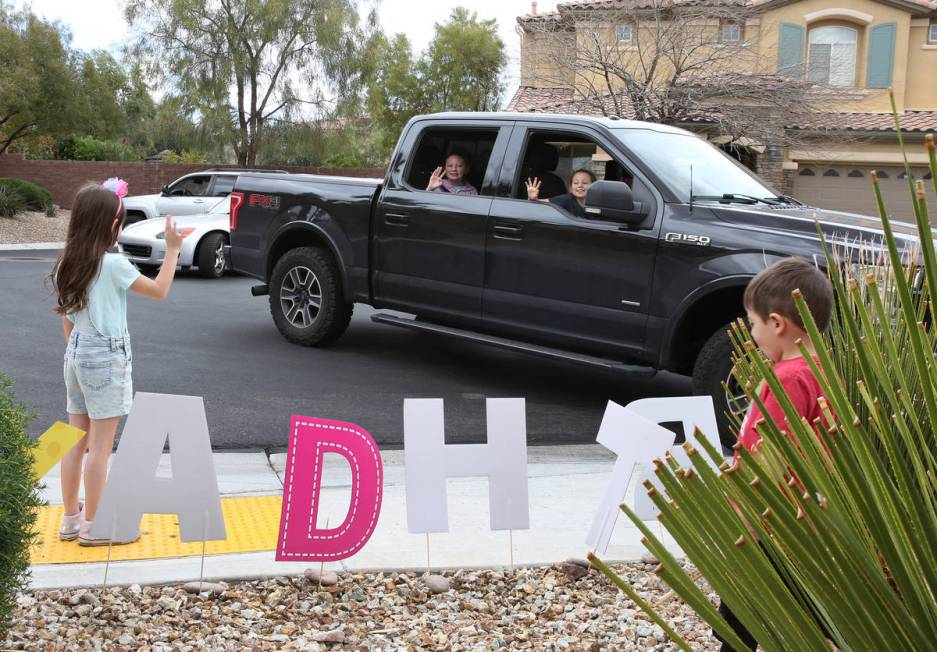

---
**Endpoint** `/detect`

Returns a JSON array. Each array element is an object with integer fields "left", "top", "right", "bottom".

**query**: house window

[
  {"left": 823, "top": 168, "right": 840, "bottom": 177},
  {"left": 799, "top": 168, "right": 816, "bottom": 176},
  {"left": 930, "top": 23, "right": 937, "bottom": 43},
  {"left": 616, "top": 25, "right": 633, "bottom": 43},
  {"left": 847, "top": 169, "right": 864, "bottom": 177},
  {"left": 722, "top": 23, "right": 741, "bottom": 43},
  {"left": 808, "top": 26, "right": 857, "bottom": 87}
]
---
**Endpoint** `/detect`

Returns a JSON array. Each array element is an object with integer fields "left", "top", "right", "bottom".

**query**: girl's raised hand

[
  {"left": 525, "top": 177, "right": 541, "bottom": 200},
  {"left": 427, "top": 166, "right": 445, "bottom": 191},
  {"left": 163, "top": 215, "right": 185, "bottom": 252}
]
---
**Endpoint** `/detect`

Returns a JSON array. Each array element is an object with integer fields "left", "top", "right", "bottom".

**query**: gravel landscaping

[
  {"left": 0, "top": 209, "right": 70, "bottom": 245},
  {"left": 5, "top": 561, "right": 721, "bottom": 650}
]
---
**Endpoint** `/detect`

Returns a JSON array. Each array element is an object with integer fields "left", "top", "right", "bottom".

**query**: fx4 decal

[{"left": 665, "top": 232, "right": 711, "bottom": 246}]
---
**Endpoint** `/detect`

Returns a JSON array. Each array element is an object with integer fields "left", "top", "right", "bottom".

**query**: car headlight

[{"left": 156, "top": 228, "right": 196, "bottom": 239}]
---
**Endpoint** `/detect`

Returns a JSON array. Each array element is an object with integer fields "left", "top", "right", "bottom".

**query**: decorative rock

[
  {"left": 304, "top": 568, "right": 339, "bottom": 586},
  {"left": 156, "top": 596, "right": 179, "bottom": 611},
  {"left": 641, "top": 552, "right": 658, "bottom": 564},
  {"left": 183, "top": 581, "right": 226, "bottom": 595},
  {"left": 117, "top": 633, "right": 135, "bottom": 645},
  {"left": 313, "top": 628, "right": 346, "bottom": 643},
  {"left": 558, "top": 561, "right": 589, "bottom": 580},
  {"left": 423, "top": 574, "right": 450, "bottom": 594}
]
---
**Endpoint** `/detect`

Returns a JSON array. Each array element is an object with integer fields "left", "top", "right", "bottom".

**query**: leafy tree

[
  {"left": 421, "top": 8, "right": 505, "bottom": 112},
  {"left": 125, "top": 0, "right": 373, "bottom": 167},
  {"left": 366, "top": 8, "right": 506, "bottom": 156},
  {"left": 0, "top": 6, "right": 78, "bottom": 153},
  {"left": 74, "top": 51, "right": 129, "bottom": 140}
]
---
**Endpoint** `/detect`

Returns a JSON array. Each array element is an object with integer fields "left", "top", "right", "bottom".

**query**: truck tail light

[{"left": 229, "top": 192, "right": 245, "bottom": 231}]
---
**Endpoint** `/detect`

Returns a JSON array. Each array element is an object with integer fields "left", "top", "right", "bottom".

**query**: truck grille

[{"left": 122, "top": 244, "right": 152, "bottom": 257}]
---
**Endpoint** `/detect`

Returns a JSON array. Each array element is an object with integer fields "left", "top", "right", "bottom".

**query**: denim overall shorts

[{"left": 63, "top": 320, "right": 133, "bottom": 420}]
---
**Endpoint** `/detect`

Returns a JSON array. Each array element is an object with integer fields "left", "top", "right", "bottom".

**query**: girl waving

[{"left": 50, "top": 179, "right": 187, "bottom": 546}]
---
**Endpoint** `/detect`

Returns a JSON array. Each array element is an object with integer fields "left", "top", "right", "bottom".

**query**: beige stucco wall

[
  {"left": 905, "top": 20, "right": 937, "bottom": 109},
  {"left": 789, "top": 137, "right": 933, "bottom": 165}
]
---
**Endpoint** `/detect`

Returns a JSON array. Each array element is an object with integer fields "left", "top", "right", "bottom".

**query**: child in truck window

[
  {"left": 426, "top": 151, "right": 478, "bottom": 195},
  {"left": 49, "top": 180, "right": 187, "bottom": 546},
  {"left": 525, "top": 168, "right": 596, "bottom": 218}
]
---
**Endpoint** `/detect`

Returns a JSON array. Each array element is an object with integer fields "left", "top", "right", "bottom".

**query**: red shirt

[{"left": 737, "top": 356, "right": 828, "bottom": 457}]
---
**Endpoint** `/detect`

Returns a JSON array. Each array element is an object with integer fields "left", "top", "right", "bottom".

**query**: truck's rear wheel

[
  {"left": 692, "top": 322, "right": 748, "bottom": 451},
  {"left": 269, "top": 247, "right": 352, "bottom": 346}
]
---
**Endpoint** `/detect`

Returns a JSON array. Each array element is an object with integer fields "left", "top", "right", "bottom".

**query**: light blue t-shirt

[{"left": 68, "top": 253, "right": 141, "bottom": 337}]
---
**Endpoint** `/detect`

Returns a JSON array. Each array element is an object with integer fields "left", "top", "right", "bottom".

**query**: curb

[{"left": 0, "top": 242, "right": 65, "bottom": 251}]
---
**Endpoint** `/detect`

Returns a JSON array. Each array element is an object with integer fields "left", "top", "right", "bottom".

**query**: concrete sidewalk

[
  {"left": 31, "top": 445, "right": 683, "bottom": 590},
  {"left": 0, "top": 241, "right": 64, "bottom": 250}
]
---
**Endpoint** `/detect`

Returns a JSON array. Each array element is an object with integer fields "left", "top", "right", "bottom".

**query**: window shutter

[
  {"left": 778, "top": 23, "right": 805, "bottom": 77},
  {"left": 866, "top": 23, "right": 897, "bottom": 88}
]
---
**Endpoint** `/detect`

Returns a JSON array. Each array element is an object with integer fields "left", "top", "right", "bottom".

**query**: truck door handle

[
  {"left": 384, "top": 212, "right": 409, "bottom": 226},
  {"left": 492, "top": 223, "right": 523, "bottom": 240}
]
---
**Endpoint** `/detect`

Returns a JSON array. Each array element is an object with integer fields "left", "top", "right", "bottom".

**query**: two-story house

[{"left": 510, "top": 0, "right": 937, "bottom": 217}]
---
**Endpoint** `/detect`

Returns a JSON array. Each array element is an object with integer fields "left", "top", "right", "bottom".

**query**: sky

[{"left": 13, "top": 0, "right": 557, "bottom": 107}]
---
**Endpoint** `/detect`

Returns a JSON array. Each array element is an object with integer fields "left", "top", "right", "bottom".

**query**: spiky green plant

[
  {"left": 590, "top": 109, "right": 937, "bottom": 651},
  {"left": 0, "top": 373, "right": 42, "bottom": 638}
]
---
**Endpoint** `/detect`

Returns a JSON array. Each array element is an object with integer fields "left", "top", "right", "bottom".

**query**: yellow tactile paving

[{"left": 31, "top": 495, "right": 282, "bottom": 564}]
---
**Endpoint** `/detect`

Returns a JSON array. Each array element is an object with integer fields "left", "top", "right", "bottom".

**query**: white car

[
  {"left": 122, "top": 168, "right": 286, "bottom": 224},
  {"left": 118, "top": 209, "right": 231, "bottom": 279}
]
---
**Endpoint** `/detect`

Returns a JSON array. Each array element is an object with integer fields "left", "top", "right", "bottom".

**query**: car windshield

[{"left": 614, "top": 128, "right": 777, "bottom": 203}]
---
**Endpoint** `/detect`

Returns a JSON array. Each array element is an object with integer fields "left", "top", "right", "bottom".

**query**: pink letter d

[{"left": 276, "top": 416, "right": 383, "bottom": 561}]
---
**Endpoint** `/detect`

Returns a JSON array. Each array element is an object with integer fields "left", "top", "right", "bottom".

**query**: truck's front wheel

[
  {"left": 269, "top": 247, "right": 353, "bottom": 346},
  {"left": 692, "top": 322, "right": 748, "bottom": 451}
]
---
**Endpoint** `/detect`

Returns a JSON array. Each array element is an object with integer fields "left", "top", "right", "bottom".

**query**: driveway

[{"left": 1, "top": 250, "right": 691, "bottom": 448}]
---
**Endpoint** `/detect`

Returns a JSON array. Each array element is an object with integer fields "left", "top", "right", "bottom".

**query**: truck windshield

[{"left": 613, "top": 129, "right": 778, "bottom": 203}]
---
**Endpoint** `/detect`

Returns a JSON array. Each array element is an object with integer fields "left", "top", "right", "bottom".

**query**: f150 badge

[{"left": 665, "top": 232, "right": 711, "bottom": 246}]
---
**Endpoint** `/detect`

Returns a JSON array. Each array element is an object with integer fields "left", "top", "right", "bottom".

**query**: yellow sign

[{"left": 32, "top": 422, "right": 85, "bottom": 479}]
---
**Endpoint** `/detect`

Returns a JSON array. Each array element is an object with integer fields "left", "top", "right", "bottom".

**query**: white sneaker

[
  {"left": 77, "top": 517, "right": 140, "bottom": 547},
  {"left": 59, "top": 503, "right": 84, "bottom": 541}
]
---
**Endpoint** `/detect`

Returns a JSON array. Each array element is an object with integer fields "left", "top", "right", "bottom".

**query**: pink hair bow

[{"left": 102, "top": 177, "right": 129, "bottom": 198}]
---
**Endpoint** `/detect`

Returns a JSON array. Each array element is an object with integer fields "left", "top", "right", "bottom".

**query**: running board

[{"left": 370, "top": 313, "right": 656, "bottom": 376}]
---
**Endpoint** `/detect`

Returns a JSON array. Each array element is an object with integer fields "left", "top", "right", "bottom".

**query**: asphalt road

[{"left": 1, "top": 250, "right": 691, "bottom": 449}]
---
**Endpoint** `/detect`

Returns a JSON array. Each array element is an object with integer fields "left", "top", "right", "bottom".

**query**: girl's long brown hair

[{"left": 49, "top": 183, "right": 125, "bottom": 316}]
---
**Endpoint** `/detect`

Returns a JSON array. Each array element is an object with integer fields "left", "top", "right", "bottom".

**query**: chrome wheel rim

[
  {"left": 213, "top": 241, "right": 225, "bottom": 274},
  {"left": 280, "top": 266, "right": 321, "bottom": 328},
  {"left": 724, "top": 365, "right": 749, "bottom": 421}
]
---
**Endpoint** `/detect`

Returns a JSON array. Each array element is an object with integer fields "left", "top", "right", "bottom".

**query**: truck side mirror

[{"left": 584, "top": 180, "right": 645, "bottom": 225}]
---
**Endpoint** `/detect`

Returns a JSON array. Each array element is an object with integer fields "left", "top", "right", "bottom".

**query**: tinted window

[
  {"left": 169, "top": 175, "right": 211, "bottom": 196},
  {"left": 212, "top": 175, "right": 236, "bottom": 196}
]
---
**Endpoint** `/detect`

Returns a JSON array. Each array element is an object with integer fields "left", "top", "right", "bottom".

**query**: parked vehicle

[
  {"left": 118, "top": 209, "right": 230, "bottom": 278},
  {"left": 123, "top": 168, "right": 286, "bottom": 224},
  {"left": 226, "top": 112, "right": 917, "bottom": 447}
]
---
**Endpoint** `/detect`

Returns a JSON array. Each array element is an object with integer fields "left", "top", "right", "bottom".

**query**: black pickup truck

[{"left": 227, "top": 112, "right": 915, "bottom": 445}]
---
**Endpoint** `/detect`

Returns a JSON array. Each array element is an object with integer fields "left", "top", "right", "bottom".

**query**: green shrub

[
  {"left": 0, "top": 373, "right": 42, "bottom": 638},
  {"left": 162, "top": 149, "right": 209, "bottom": 163},
  {"left": 0, "top": 187, "right": 26, "bottom": 218},
  {"left": 590, "top": 105, "right": 937, "bottom": 650},
  {"left": 0, "top": 179, "right": 51, "bottom": 212},
  {"left": 54, "top": 135, "right": 140, "bottom": 161}
]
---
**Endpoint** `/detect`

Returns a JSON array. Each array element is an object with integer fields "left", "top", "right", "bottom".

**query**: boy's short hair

[{"left": 744, "top": 257, "right": 834, "bottom": 332}]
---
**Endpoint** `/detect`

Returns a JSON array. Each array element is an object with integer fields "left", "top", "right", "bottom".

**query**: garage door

[{"left": 792, "top": 165, "right": 936, "bottom": 221}]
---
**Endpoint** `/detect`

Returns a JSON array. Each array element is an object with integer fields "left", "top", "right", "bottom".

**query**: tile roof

[
  {"left": 788, "top": 111, "right": 937, "bottom": 132},
  {"left": 517, "top": 0, "right": 936, "bottom": 24},
  {"left": 506, "top": 86, "right": 937, "bottom": 132}
]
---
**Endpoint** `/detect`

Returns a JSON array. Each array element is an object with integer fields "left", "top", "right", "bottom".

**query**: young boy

[
  {"left": 716, "top": 256, "right": 835, "bottom": 652},
  {"left": 737, "top": 256, "right": 834, "bottom": 457}
]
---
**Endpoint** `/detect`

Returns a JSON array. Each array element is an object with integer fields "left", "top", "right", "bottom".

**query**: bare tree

[{"left": 518, "top": 0, "right": 851, "bottom": 151}]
